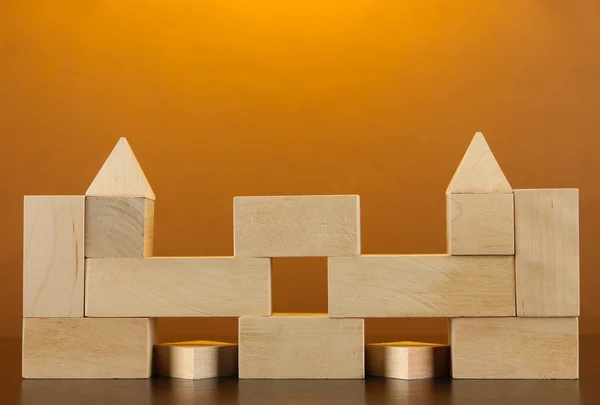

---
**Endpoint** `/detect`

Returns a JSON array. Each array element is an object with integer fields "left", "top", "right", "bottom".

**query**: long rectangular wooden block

[
  {"left": 366, "top": 342, "right": 449, "bottom": 380},
  {"left": 154, "top": 341, "right": 238, "bottom": 379},
  {"left": 23, "top": 196, "right": 85, "bottom": 317},
  {"left": 239, "top": 315, "right": 364, "bottom": 379},
  {"left": 234, "top": 195, "right": 360, "bottom": 257},
  {"left": 515, "top": 189, "right": 580, "bottom": 317},
  {"left": 451, "top": 317, "right": 579, "bottom": 379},
  {"left": 328, "top": 255, "right": 515, "bottom": 317},
  {"left": 446, "top": 193, "right": 514, "bottom": 255},
  {"left": 23, "top": 318, "right": 155, "bottom": 379},
  {"left": 85, "top": 197, "right": 154, "bottom": 258},
  {"left": 85, "top": 257, "right": 271, "bottom": 317}
]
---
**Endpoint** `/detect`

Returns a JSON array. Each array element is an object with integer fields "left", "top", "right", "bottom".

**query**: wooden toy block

[
  {"left": 515, "top": 189, "right": 580, "bottom": 317},
  {"left": 86, "top": 138, "right": 155, "bottom": 199},
  {"left": 22, "top": 318, "right": 155, "bottom": 379},
  {"left": 446, "top": 193, "right": 514, "bottom": 255},
  {"left": 366, "top": 341, "right": 450, "bottom": 380},
  {"left": 23, "top": 196, "right": 85, "bottom": 317},
  {"left": 154, "top": 340, "right": 238, "bottom": 379},
  {"left": 328, "top": 255, "right": 515, "bottom": 317},
  {"left": 446, "top": 132, "right": 512, "bottom": 194},
  {"left": 239, "top": 314, "right": 364, "bottom": 379},
  {"left": 234, "top": 195, "right": 360, "bottom": 257},
  {"left": 450, "top": 317, "right": 579, "bottom": 379},
  {"left": 85, "top": 257, "right": 271, "bottom": 317},
  {"left": 85, "top": 197, "right": 154, "bottom": 258}
]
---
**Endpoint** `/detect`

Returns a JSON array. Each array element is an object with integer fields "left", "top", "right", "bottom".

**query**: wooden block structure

[
  {"left": 239, "top": 315, "right": 364, "bottom": 379},
  {"left": 366, "top": 342, "right": 449, "bottom": 380},
  {"left": 154, "top": 341, "right": 238, "bottom": 379},
  {"left": 21, "top": 133, "right": 580, "bottom": 381}
]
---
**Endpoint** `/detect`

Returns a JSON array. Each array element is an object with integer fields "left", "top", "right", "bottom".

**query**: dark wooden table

[{"left": 3, "top": 337, "right": 599, "bottom": 404}]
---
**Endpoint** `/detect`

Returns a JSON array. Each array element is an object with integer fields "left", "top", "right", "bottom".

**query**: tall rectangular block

[
  {"left": 85, "top": 197, "right": 154, "bottom": 258},
  {"left": 234, "top": 195, "right": 360, "bottom": 257},
  {"left": 446, "top": 193, "right": 514, "bottom": 255},
  {"left": 239, "top": 315, "right": 364, "bottom": 379},
  {"left": 328, "top": 255, "right": 515, "bottom": 317},
  {"left": 451, "top": 317, "right": 578, "bottom": 379},
  {"left": 23, "top": 196, "right": 85, "bottom": 317},
  {"left": 85, "top": 257, "right": 271, "bottom": 317},
  {"left": 23, "top": 318, "right": 155, "bottom": 379},
  {"left": 515, "top": 189, "right": 580, "bottom": 317}
]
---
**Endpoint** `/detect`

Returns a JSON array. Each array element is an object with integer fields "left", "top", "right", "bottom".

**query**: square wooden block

[
  {"left": 154, "top": 341, "right": 238, "bottom": 379},
  {"left": 366, "top": 342, "right": 449, "bottom": 380}
]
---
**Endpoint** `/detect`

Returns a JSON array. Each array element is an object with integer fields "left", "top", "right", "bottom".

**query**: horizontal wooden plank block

[
  {"left": 328, "top": 255, "right": 515, "bottom": 317},
  {"left": 447, "top": 193, "right": 514, "bottom": 255},
  {"left": 366, "top": 342, "right": 449, "bottom": 380},
  {"left": 23, "top": 318, "right": 155, "bottom": 379},
  {"left": 239, "top": 315, "right": 364, "bottom": 379},
  {"left": 234, "top": 195, "right": 360, "bottom": 257},
  {"left": 154, "top": 341, "right": 238, "bottom": 379},
  {"left": 85, "top": 257, "right": 271, "bottom": 317},
  {"left": 23, "top": 196, "right": 85, "bottom": 317},
  {"left": 85, "top": 197, "right": 154, "bottom": 258},
  {"left": 451, "top": 317, "right": 579, "bottom": 379},
  {"left": 515, "top": 189, "right": 580, "bottom": 317}
]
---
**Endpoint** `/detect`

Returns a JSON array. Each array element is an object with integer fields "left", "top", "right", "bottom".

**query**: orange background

[{"left": 1, "top": 1, "right": 599, "bottom": 342}]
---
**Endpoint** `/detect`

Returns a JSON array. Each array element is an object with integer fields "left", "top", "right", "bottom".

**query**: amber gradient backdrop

[{"left": 1, "top": 1, "right": 599, "bottom": 342}]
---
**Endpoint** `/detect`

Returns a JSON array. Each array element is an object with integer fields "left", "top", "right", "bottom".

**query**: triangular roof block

[
  {"left": 446, "top": 132, "right": 512, "bottom": 194},
  {"left": 86, "top": 138, "right": 155, "bottom": 200}
]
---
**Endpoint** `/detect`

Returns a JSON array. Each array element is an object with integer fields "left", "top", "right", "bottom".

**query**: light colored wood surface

[
  {"left": 451, "top": 317, "right": 579, "bottom": 379},
  {"left": 515, "top": 189, "right": 580, "bottom": 317},
  {"left": 328, "top": 255, "right": 515, "bottom": 317},
  {"left": 234, "top": 195, "right": 360, "bottom": 257},
  {"left": 447, "top": 193, "right": 514, "bottom": 255},
  {"left": 22, "top": 317, "right": 155, "bottom": 379},
  {"left": 85, "top": 257, "right": 271, "bottom": 317},
  {"left": 23, "top": 196, "right": 85, "bottom": 317},
  {"left": 239, "top": 315, "right": 364, "bottom": 379},
  {"left": 366, "top": 341, "right": 449, "bottom": 380},
  {"left": 446, "top": 132, "right": 512, "bottom": 194},
  {"left": 154, "top": 341, "right": 238, "bottom": 379},
  {"left": 85, "top": 197, "right": 154, "bottom": 258},
  {"left": 86, "top": 137, "right": 155, "bottom": 199}
]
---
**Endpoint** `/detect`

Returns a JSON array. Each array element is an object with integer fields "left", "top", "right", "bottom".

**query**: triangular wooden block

[
  {"left": 446, "top": 132, "right": 512, "bottom": 194},
  {"left": 86, "top": 138, "right": 155, "bottom": 200}
]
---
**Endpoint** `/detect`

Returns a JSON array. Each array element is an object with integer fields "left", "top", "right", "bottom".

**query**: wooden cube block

[
  {"left": 23, "top": 196, "right": 85, "bottom": 317},
  {"left": 446, "top": 194, "right": 514, "bottom": 255},
  {"left": 23, "top": 318, "right": 155, "bottom": 379},
  {"left": 515, "top": 189, "right": 580, "bottom": 317},
  {"left": 451, "top": 317, "right": 579, "bottom": 379},
  {"left": 85, "top": 257, "right": 271, "bottom": 317},
  {"left": 85, "top": 197, "right": 154, "bottom": 258},
  {"left": 366, "top": 342, "right": 449, "bottom": 380},
  {"left": 328, "top": 255, "right": 515, "bottom": 317},
  {"left": 239, "top": 315, "right": 364, "bottom": 379},
  {"left": 234, "top": 195, "right": 360, "bottom": 257},
  {"left": 154, "top": 341, "right": 238, "bottom": 379}
]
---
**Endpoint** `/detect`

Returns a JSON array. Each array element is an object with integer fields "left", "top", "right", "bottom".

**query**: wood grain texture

[
  {"left": 154, "top": 341, "right": 238, "bottom": 379},
  {"left": 239, "top": 315, "right": 364, "bottom": 379},
  {"left": 86, "top": 138, "right": 155, "bottom": 199},
  {"left": 85, "top": 197, "right": 154, "bottom": 258},
  {"left": 85, "top": 257, "right": 271, "bottom": 317},
  {"left": 451, "top": 317, "right": 579, "bottom": 379},
  {"left": 366, "top": 342, "right": 449, "bottom": 380},
  {"left": 234, "top": 195, "right": 360, "bottom": 257},
  {"left": 446, "top": 132, "right": 512, "bottom": 194},
  {"left": 22, "top": 318, "right": 155, "bottom": 379},
  {"left": 328, "top": 255, "right": 515, "bottom": 317},
  {"left": 515, "top": 189, "right": 580, "bottom": 317},
  {"left": 23, "top": 196, "right": 85, "bottom": 317},
  {"left": 447, "top": 193, "right": 514, "bottom": 255}
]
